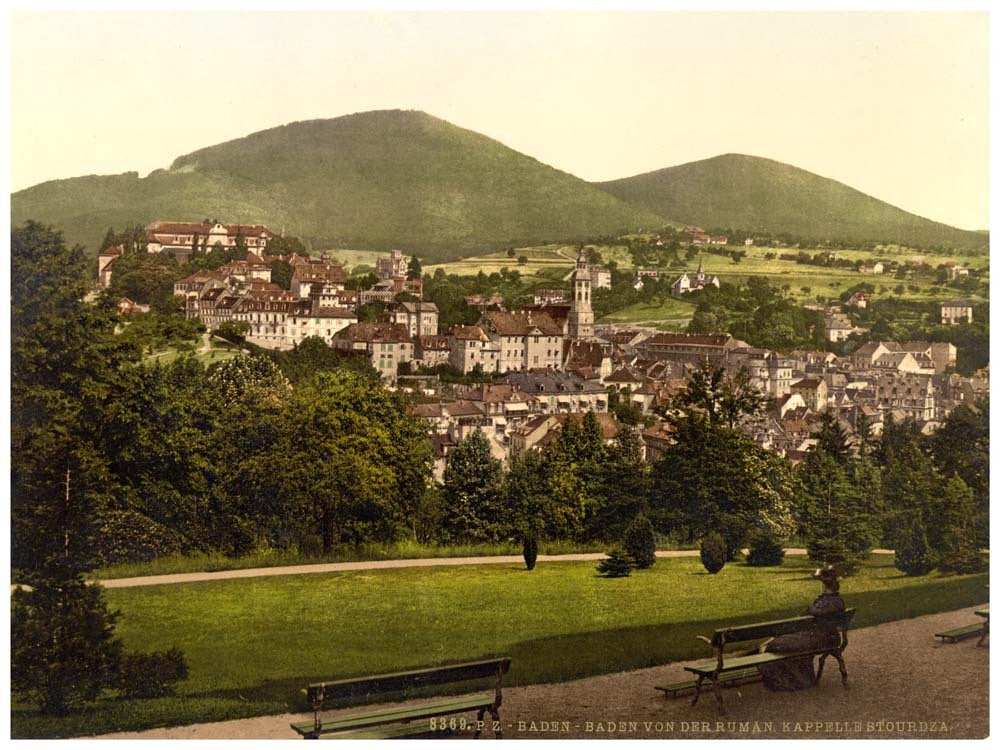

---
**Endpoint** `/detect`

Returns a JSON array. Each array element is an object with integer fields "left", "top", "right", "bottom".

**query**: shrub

[
  {"left": 11, "top": 579, "right": 123, "bottom": 715},
  {"left": 699, "top": 534, "right": 726, "bottom": 574},
  {"left": 116, "top": 647, "right": 189, "bottom": 698},
  {"left": 298, "top": 533, "right": 324, "bottom": 558},
  {"left": 937, "top": 527, "right": 987, "bottom": 574},
  {"left": 522, "top": 531, "right": 538, "bottom": 571},
  {"left": 96, "top": 510, "right": 186, "bottom": 566},
  {"left": 894, "top": 519, "right": 934, "bottom": 576},
  {"left": 747, "top": 531, "right": 785, "bottom": 567},
  {"left": 596, "top": 547, "right": 634, "bottom": 578},
  {"left": 624, "top": 515, "right": 656, "bottom": 569}
]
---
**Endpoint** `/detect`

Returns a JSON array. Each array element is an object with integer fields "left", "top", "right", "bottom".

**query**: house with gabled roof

[
  {"left": 478, "top": 310, "right": 565, "bottom": 373},
  {"left": 332, "top": 322, "right": 413, "bottom": 381}
]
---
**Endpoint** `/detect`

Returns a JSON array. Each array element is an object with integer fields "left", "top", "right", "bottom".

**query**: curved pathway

[{"left": 88, "top": 549, "right": 893, "bottom": 590}]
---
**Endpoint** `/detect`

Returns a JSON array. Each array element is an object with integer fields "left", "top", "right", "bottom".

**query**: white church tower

[{"left": 567, "top": 246, "right": 594, "bottom": 339}]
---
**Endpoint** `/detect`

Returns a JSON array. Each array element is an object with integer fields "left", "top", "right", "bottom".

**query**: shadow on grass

[{"left": 13, "top": 573, "right": 987, "bottom": 739}]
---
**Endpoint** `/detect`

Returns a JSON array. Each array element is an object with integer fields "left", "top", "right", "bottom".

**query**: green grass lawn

[
  {"left": 12, "top": 555, "right": 987, "bottom": 738},
  {"left": 600, "top": 296, "right": 697, "bottom": 330}
]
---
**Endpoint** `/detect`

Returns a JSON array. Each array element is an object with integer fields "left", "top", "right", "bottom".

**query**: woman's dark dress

[{"left": 758, "top": 592, "right": 845, "bottom": 691}]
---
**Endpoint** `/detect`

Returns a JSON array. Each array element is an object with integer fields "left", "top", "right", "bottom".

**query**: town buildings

[
  {"left": 941, "top": 300, "right": 973, "bottom": 325},
  {"left": 146, "top": 221, "right": 275, "bottom": 264},
  {"left": 671, "top": 260, "right": 721, "bottom": 295}
]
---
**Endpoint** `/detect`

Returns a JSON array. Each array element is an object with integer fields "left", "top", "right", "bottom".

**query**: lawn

[
  {"left": 600, "top": 296, "right": 697, "bottom": 330},
  {"left": 12, "top": 555, "right": 987, "bottom": 738}
]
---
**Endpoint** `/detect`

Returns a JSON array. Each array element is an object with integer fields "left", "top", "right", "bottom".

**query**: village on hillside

[{"left": 97, "top": 219, "right": 988, "bottom": 478}]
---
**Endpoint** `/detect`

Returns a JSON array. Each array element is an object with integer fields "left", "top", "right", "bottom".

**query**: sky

[{"left": 9, "top": 11, "right": 990, "bottom": 230}]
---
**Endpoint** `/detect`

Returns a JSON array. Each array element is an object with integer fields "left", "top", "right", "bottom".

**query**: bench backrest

[
  {"left": 711, "top": 608, "right": 856, "bottom": 648},
  {"left": 306, "top": 657, "right": 511, "bottom": 705}
]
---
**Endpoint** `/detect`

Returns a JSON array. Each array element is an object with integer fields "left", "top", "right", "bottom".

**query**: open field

[
  {"left": 601, "top": 296, "right": 697, "bottom": 330},
  {"left": 141, "top": 335, "right": 244, "bottom": 367},
  {"left": 12, "top": 554, "right": 987, "bottom": 738}
]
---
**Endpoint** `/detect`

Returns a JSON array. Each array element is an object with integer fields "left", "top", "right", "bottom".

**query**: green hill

[
  {"left": 597, "top": 153, "right": 987, "bottom": 250},
  {"left": 10, "top": 110, "right": 667, "bottom": 261}
]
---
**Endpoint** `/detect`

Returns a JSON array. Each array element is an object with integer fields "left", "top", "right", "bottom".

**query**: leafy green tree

[
  {"left": 505, "top": 450, "right": 549, "bottom": 535},
  {"left": 255, "top": 372, "right": 431, "bottom": 552},
  {"left": 407, "top": 255, "right": 423, "bottom": 280},
  {"left": 269, "top": 259, "right": 293, "bottom": 290},
  {"left": 677, "top": 363, "right": 765, "bottom": 429},
  {"left": 649, "top": 415, "right": 794, "bottom": 559},
  {"left": 927, "top": 401, "right": 989, "bottom": 545},
  {"left": 441, "top": 430, "right": 508, "bottom": 542},
  {"left": 893, "top": 515, "right": 934, "bottom": 576},
  {"left": 107, "top": 251, "right": 181, "bottom": 309},
  {"left": 207, "top": 354, "right": 291, "bottom": 408},
  {"left": 12, "top": 223, "right": 140, "bottom": 581}
]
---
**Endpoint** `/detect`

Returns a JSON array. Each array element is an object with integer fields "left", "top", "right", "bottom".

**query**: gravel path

[
  {"left": 97, "top": 604, "right": 988, "bottom": 740},
  {"left": 91, "top": 550, "right": 893, "bottom": 590}
]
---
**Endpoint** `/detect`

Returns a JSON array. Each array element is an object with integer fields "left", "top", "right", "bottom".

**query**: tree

[
  {"left": 893, "top": 516, "right": 934, "bottom": 576},
  {"left": 254, "top": 372, "right": 431, "bottom": 552},
  {"left": 624, "top": 515, "right": 656, "bottom": 569},
  {"left": 587, "top": 426, "right": 649, "bottom": 540},
  {"left": 407, "top": 255, "right": 423, "bottom": 280},
  {"left": 518, "top": 255, "right": 528, "bottom": 265},
  {"left": 699, "top": 534, "right": 726, "bottom": 574},
  {"left": 207, "top": 354, "right": 291, "bottom": 408},
  {"left": 795, "top": 450, "right": 880, "bottom": 574},
  {"left": 270, "top": 259, "right": 293, "bottom": 290},
  {"left": 927, "top": 401, "right": 989, "bottom": 546},
  {"left": 441, "top": 430, "right": 508, "bottom": 542},
  {"left": 596, "top": 548, "right": 634, "bottom": 577},
  {"left": 649, "top": 415, "right": 794, "bottom": 559},
  {"left": 813, "top": 411, "right": 851, "bottom": 463},
  {"left": 11, "top": 579, "right": 123, "bottom": 714},
  {"left": 676, "top": 363, "right": 765, "bottom": 429},
  {"left": 12, "top": 223, "right": 140, "bottom": 581}
]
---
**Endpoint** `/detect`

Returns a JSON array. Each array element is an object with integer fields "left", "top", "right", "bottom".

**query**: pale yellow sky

[{"left": 10, "top": 11, "right": 989, "bottom": 229}]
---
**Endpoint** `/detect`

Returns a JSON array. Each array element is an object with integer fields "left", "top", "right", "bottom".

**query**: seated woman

[{"left": 757, "top": 566, "right": 846, "bottom": 691}]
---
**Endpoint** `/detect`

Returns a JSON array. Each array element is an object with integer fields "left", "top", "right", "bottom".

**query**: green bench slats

[
  {"left": 319, "top": 721, "right": 439, "bottom": 740},
  {"left": 686, "top": 651, "right": 787, "bottom": 675},
  {"left": 656, "top": 668, "right": 761, "bottom": 698},
  {"left": 291, "top": 694, "right": 493, "bottom": 737},
  {"left": 305, "top": 658, "right": 510, "bottom": 704},
  {"left": 710, "top": 609, "right": 856, "bottom": 647},
  {"left": 935, "top": 623, "right": 985, "bottom": 643}
]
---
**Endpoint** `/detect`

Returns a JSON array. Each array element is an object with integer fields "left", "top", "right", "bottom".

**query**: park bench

[
  {"left": 680, "top": 608, "right": 855, "bottom": 714},
  {"left": 934, "top": 608, "right": 989, "bottom": 645},
  {"left": 290, "top": 657, "right": 511, "bottom": 740}
]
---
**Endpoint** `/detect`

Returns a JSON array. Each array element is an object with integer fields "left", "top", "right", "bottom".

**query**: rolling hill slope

[
  {"left": 597, "top": 154, "right": 986, "bottom": 250},
  {"left": 10, "top": 110, "right": 667, "bottom": 261}
]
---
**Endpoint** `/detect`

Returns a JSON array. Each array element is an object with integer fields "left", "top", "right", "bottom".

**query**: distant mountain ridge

[
  {"left": 10, "top": 110, "right": 665, "bottom": 262},
  {"left": 10, "top": 112, "right": 986, "bottom": 260},
  {"left": 596, "top": 153, "right": 986, "bottom": 250}
]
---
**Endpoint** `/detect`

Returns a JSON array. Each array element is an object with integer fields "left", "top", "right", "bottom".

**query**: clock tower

[{"left": 567, "top": 246, "right": 594, "bottom": 339}]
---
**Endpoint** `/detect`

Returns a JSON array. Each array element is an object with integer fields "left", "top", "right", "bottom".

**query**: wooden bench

[
  {"left": 935, "top": 623, "right": 985, "bottom": 643},
  {"left": 655, "top": 668, "right": 761, "bottom": 698},
  {"left": 684, "top": 609, "right": 855, "bottom": 714},
  {"left": 290, "top": 657, "right": 511, "bottom": 740}
]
